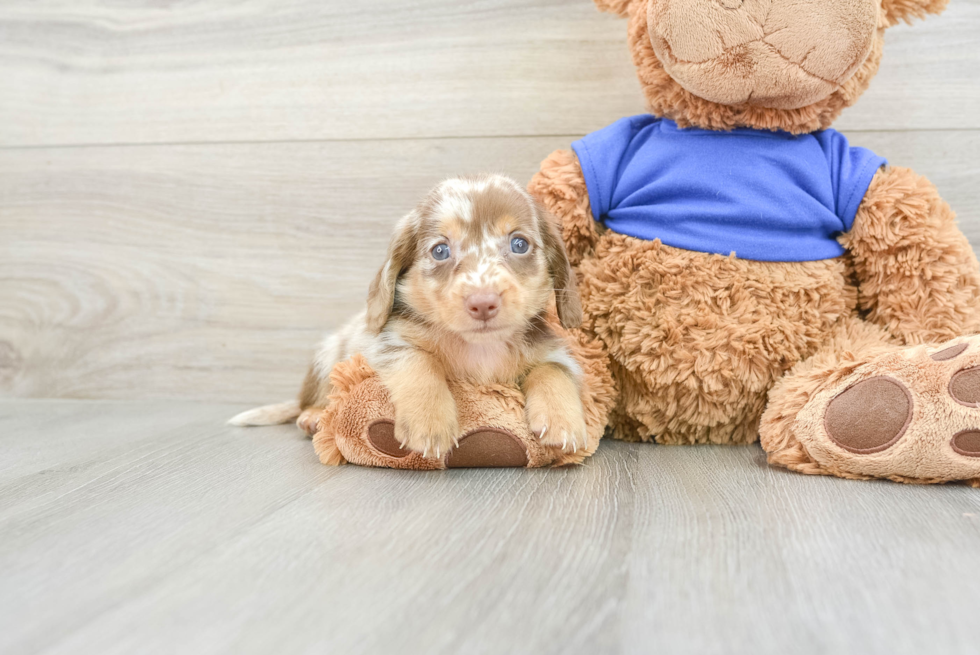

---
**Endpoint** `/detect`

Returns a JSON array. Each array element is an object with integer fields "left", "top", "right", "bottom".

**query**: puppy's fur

[{"left": 230, "top": 174, "right": 587, "bottom": 458}]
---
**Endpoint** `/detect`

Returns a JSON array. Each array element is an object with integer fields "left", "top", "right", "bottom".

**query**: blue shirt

[{"left": 571, "top": 116, "right": 886, "bottom": 262}]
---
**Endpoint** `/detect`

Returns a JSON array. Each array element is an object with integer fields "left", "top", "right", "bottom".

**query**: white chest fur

[{"left": 451, "top": 340, "right": 515, "bottom": 384}]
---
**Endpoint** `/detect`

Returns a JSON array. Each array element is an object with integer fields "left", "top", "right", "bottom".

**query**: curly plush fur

[
  {"left": 840, "top": 167, "right": 980, "bottom": 344},
  {"left": 531, "top": 0, "right": 980, "bottom": 484}
]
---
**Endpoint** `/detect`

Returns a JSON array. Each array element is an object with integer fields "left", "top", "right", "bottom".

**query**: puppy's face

[{"left": 366, "top": 175, "right": 581, "bottom": 343}]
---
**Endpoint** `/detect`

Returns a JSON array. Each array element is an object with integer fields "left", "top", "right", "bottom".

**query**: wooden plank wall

[{"left": 1, "top": 0, "right": 979, "bottom": 403}]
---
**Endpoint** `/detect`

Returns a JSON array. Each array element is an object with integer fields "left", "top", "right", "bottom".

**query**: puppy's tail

[{"left": 228, "top": 400, "right": 301, "bottom": 427}]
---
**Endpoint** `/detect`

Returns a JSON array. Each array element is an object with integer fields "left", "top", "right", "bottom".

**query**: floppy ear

[
  {"left": 593, "top": 0, "right": 638, "bottom": 17},
  {"left": 880, "top": 0, "right": 948, "bottom": 25},
  {"left": 537, "top": 203, "right": 583, "bottom": 329},
  {"left": 365, "top": 212, "right": 420, "bottom": 334}
]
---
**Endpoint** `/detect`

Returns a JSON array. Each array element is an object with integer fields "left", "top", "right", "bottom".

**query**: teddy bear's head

[{"left": 596, "top": 0, "right": 948, "bottom": 133}]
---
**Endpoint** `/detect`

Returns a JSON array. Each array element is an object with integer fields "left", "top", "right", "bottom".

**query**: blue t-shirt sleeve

[
  {"left": 818, "top": 129, "right": 887, "bottom": 232},
  {"left": 572, "top": 116, "right": 646, "bottom": 221}
]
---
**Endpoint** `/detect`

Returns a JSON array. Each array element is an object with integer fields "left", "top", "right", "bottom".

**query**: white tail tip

[{"left": 228, "top": 400, "right": 301, "bottom": 427}]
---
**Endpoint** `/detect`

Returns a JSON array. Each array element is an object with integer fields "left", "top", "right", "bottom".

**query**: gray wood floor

[{"left": 2, "top": 400, "right": 979, "bottom": 655}]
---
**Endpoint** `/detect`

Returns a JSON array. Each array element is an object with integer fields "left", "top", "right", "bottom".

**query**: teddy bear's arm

[
  {"left": 840, "top": 165, "right": 980, "bottom": 345},
  {"left": 528, "top": 149, "right": 598, "bottom": 267}
]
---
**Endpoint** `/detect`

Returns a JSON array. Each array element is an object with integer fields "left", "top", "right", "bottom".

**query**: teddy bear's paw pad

[
  {"left": 949, "top": 367, "right": 980, "bottom": 406},
  {"left": 951, "top": 430, "right": 980, "bottom": 457},
  {"left": 366, "top": 420, "right": 411, "bottom": 458},
  {"left": 445, "top": 428, "right": 529, "bottom": 468},
  {"left": 797, "top": 336, "right": 980, "bottom": 482},
  {"left": 931, "top": 343, "right": 969, "bottom": 361},
  {"left": 825, "top": 377, "right": 912, "bottom": 454}
]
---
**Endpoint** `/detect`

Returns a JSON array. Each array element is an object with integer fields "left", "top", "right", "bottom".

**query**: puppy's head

[{"left": 366, "top": 175, "right": 581, "bottom": 342}]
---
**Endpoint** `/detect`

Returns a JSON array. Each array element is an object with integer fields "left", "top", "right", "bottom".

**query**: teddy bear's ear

[
  {"left": 593, "top": 0, "right": 638, "bottom": 18},
  {"left": 880, "top": 0, "right": 949, "bottom": 26}
]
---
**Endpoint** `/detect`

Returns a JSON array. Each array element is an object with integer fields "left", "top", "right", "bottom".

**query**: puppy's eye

[
  {"left": 510, "top": 236, "right": 530, "bottom": 254},
  {"left": 431, "top": 244, "right": 451, "bottom": 261}
]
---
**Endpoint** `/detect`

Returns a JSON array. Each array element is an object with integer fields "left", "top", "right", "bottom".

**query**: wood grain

[
  {"left": 0, "top": 136, "right": 569, "bottom": 402},
  {"left": 3, "top": 130, "right": 980, "bottom": 403},
  {"left": 0, "top": 0, "right": 978, "bottom": 148},
  {"left": 620, "top": 443, "right": 980, "bottom": 654},
  {"left": 1, "top": 400, "right": 978, "bottom": 654}
]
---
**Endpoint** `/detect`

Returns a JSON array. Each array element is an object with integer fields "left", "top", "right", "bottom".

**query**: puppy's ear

[
  {"left": 881, "top": 0, "right": 948, "bottom": 26},
  {"left": 366, "top": 212, "right": 420, "bottom": 334},
  {"left": 537, "top": 202, "right": 583, "bottom": 329},
  {"left": 593, "top": 0, "right": 638, "bottom": 17}
]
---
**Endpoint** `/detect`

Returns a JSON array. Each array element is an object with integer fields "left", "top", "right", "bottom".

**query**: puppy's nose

[{"left": 465, "top": 292, "right": 501, "bottom": 321}]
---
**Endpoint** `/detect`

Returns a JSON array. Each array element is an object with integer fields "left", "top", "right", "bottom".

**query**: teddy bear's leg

[
  {"left": 841, "top": 166, "right": 980, "bottom": 345},
  {"left": 761, "top": 317, "right": 896, "bottom": 476},
  {"left": 761, "top": 316, "right": 980, "bottom": 484},
  {"left": 315, "top": 343, "right": 614, "bottom": 470}
]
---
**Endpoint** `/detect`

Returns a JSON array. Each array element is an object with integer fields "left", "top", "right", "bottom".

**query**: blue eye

[
  {"left": 510, "top": 236, "right": 529, "bottom": 254},
  {"left": 431, "top": 244, "right": 451, "bottom": 261}
]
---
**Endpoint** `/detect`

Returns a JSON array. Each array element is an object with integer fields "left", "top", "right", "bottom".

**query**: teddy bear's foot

[
  {"left": 765, "top": 334, "right": 980, "bottom": 484},
  {"left": 312, "top": 353, "right": 607, "bottom": 470},
  {"left": 364, "top": 420, "right": 529, "bottom": 468}
]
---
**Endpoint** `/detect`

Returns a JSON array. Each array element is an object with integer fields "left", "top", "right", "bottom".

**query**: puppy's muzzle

[{"left": 465, "top": 292, "right": 501, "bottom": 321}]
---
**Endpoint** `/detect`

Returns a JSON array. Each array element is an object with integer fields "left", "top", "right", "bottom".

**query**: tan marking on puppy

[
  {"left": 232, "top": 174, "right": 586, "bottom": 458},
  {"left": 495, "top": 214, "right": 520, "bottom": 235}
]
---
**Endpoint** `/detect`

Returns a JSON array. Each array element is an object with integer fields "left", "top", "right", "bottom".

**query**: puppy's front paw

[
  {"left": 394, "top": 404, "right": 460, "bottom": 460},
  {"left": 526, "top": 394, "right": 588, "bottom": 453}
]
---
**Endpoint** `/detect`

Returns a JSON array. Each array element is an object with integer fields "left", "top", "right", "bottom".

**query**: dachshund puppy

[{"left": 231, "top": 174, "right": 586, "bottom": 458}]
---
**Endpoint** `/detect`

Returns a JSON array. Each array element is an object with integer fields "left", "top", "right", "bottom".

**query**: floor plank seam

[{"left": 2, "top": 127, "right": 979, "bottom": 152}]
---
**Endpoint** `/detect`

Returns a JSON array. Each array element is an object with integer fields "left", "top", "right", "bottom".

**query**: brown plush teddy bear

[
  {"left": 524, "top": 0, "right": 980, "bottom": 484},
  {"left": 317, "top": 0, "right": 980, "bottom": 483}
]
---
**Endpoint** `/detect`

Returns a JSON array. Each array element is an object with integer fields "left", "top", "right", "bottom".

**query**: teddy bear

[
  {"left": 522, "top": 0, "right": 980, "bottom": 484},
  {"left": 315, "top": 0, "right": 980, "bottom": 483}
]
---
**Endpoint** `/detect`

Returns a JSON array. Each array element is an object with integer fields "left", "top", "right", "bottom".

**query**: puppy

[{"left": 230, "top": 174, "right": 587, "bottom": 458}]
